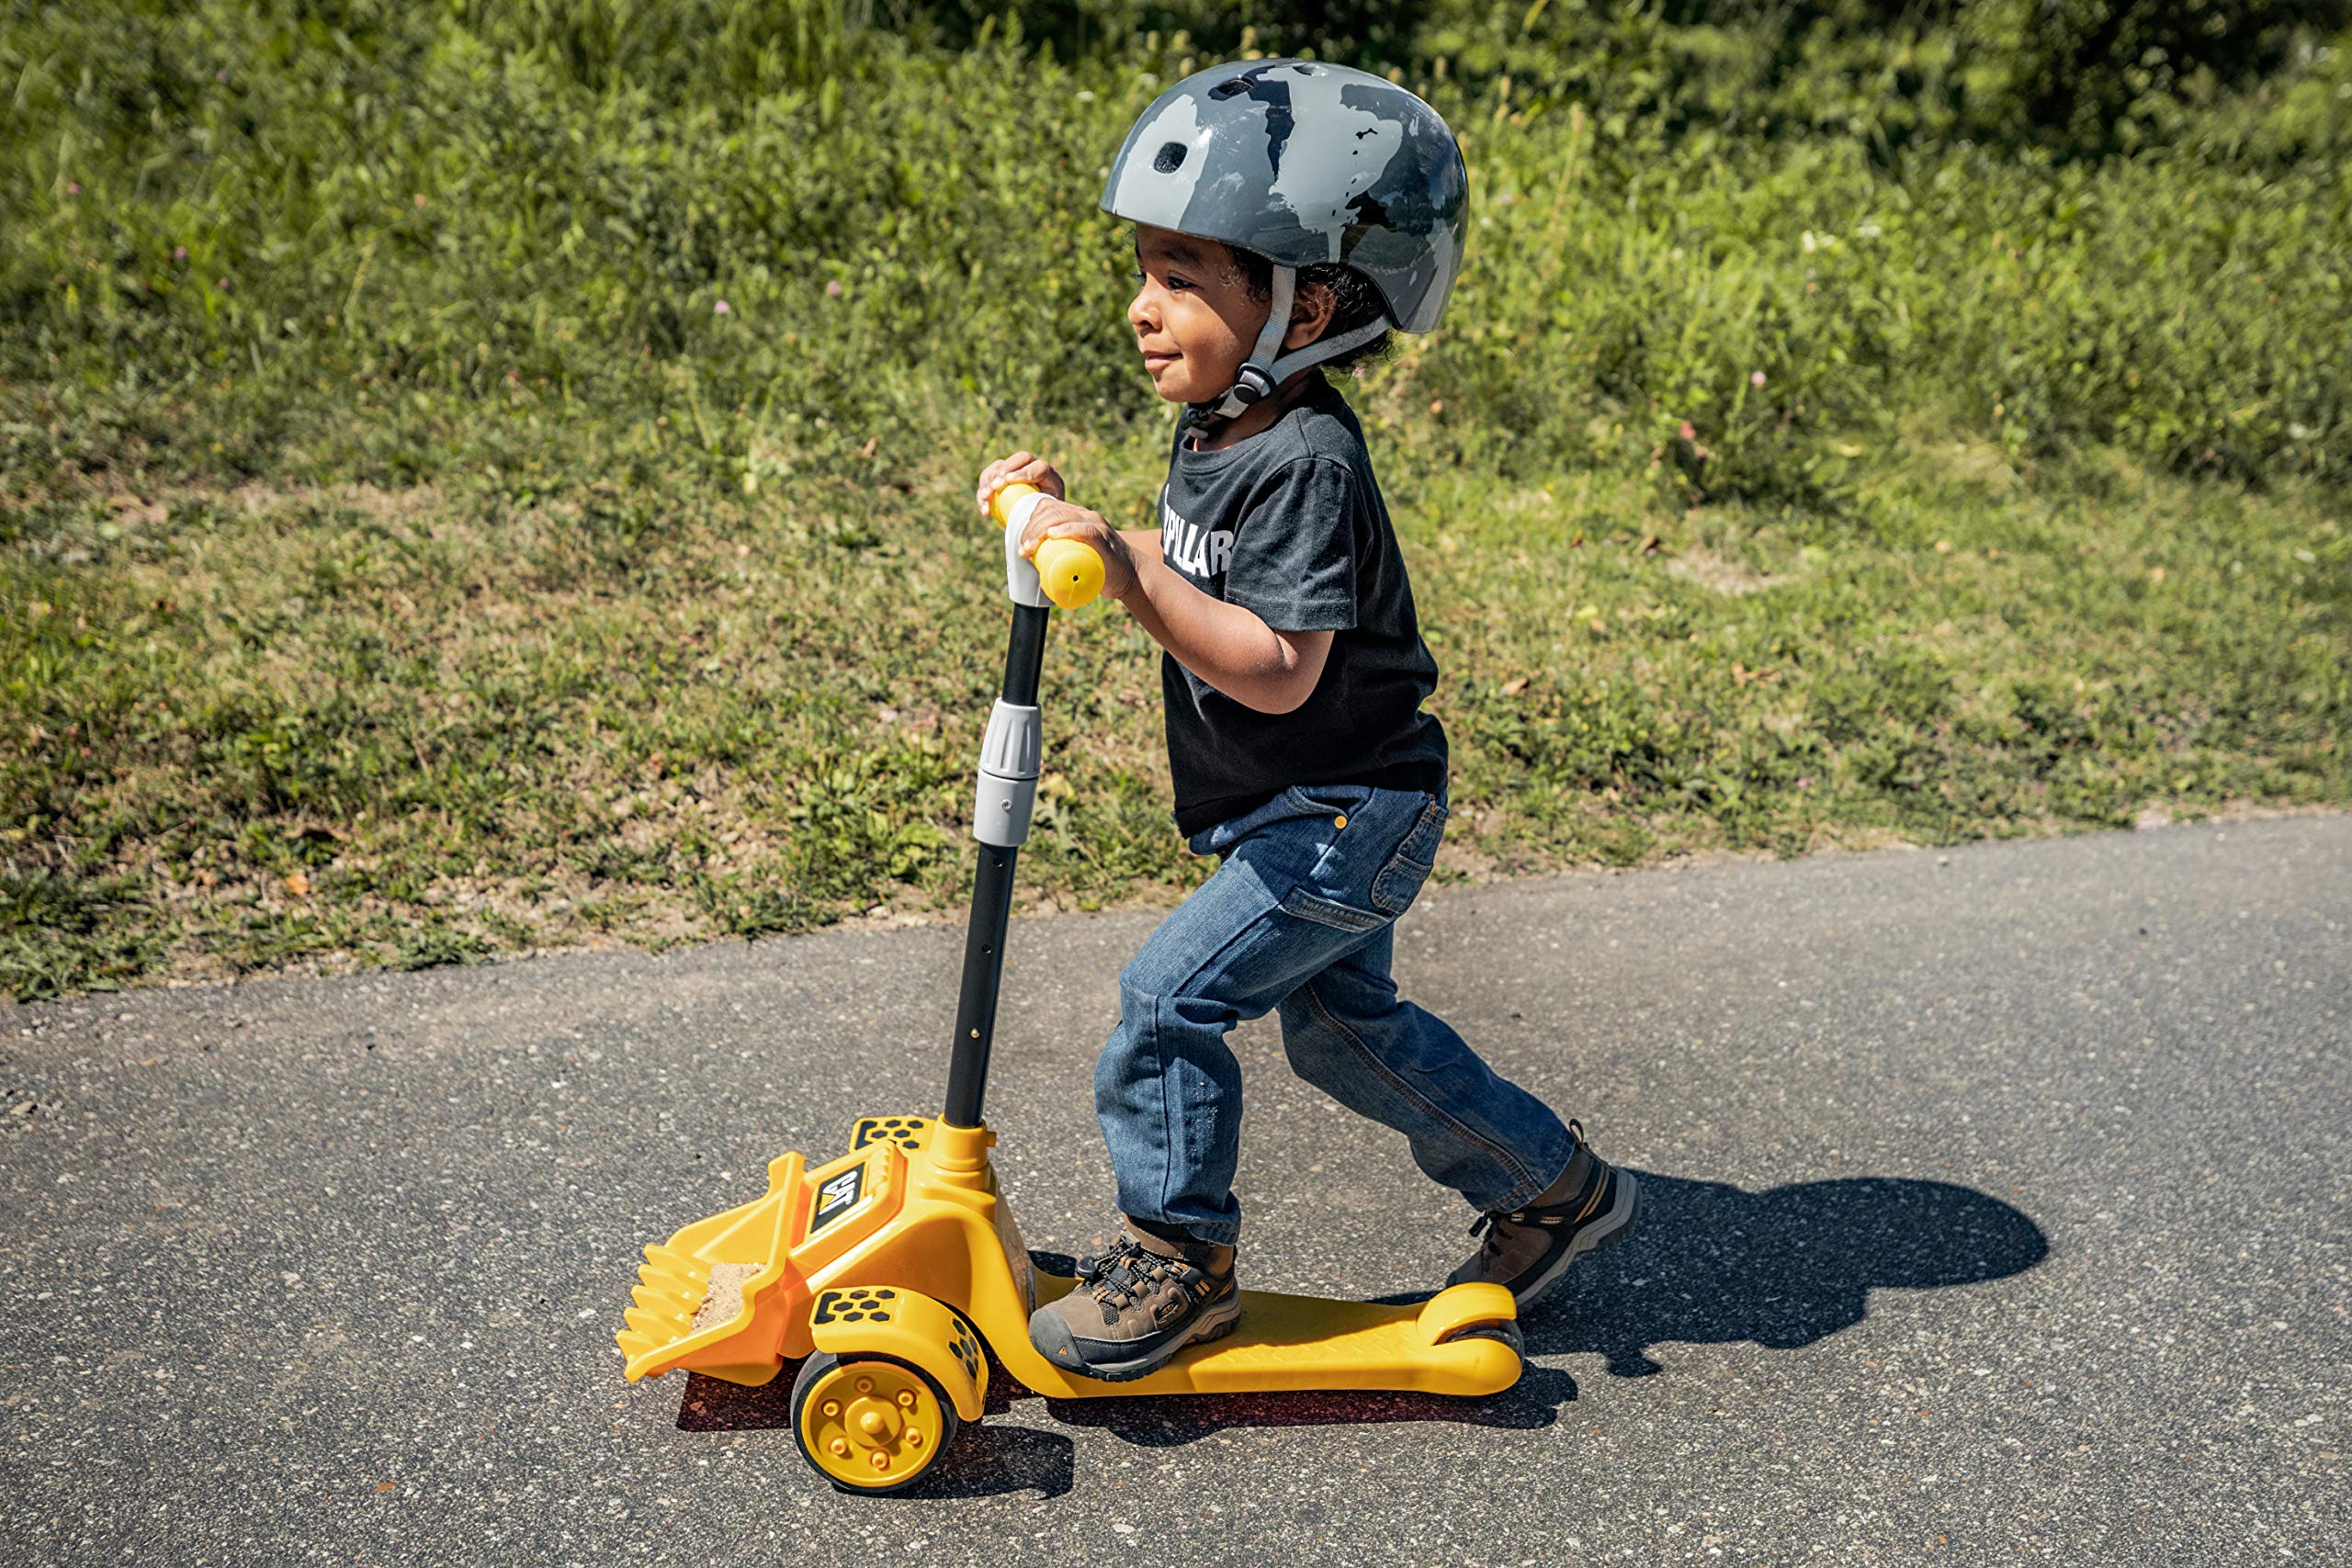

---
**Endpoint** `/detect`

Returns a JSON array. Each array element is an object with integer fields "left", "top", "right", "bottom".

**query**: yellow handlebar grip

[
  {"left": 987, "top": 481, "right": 1104, "bottom": 610},
  {"left": 1033, "top": 537, "right": 1105, "bottom": 610},
  {"left": 988, "top": 481, "right": 1041, "bottom": 527}
]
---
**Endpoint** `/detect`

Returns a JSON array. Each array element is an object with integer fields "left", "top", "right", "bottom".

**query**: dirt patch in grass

[{"left": 1666, "top": 547, "right": 1787, "bottom": 596}]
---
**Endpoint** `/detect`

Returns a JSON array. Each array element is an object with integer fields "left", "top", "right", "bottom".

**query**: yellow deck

[{"left": 1016, "top": 1272, "right": 1521, "bottom": 1397}]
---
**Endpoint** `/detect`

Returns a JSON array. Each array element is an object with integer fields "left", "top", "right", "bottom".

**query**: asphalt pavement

[{"left": 2, "top": 817, "right": 2346, "bottom": 1565}]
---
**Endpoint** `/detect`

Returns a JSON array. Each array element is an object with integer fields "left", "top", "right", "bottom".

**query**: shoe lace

[{"left": 1075, "top": 1236, "right": 1183, "bottom": 1323}]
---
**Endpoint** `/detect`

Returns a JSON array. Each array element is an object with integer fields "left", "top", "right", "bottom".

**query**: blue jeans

[{"left": 1094, "top": 783, "right": 1577, "bottom": 1247}]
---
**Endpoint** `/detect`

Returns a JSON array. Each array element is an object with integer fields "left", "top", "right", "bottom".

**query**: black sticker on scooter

[
  {"left": 808, "top": 1165, "right": 865, "bottom": 1234},
  {"left": 812, "top": 1288, "right": 895, "bottom": 1326},
  {"left": 947, "top": 1317, "right": 979, "bottom": 1381}
]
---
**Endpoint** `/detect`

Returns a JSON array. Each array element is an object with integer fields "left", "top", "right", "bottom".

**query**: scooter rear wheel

[
  {"left": 789, "top": 1351, "right": 960, "bottom": 1494},
  {"left": 1440, "top": 1318, "right": 1524, "bottom": 1357}
]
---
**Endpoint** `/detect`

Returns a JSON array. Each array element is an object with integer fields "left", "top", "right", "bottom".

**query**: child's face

[{"left": 1126, "top": 225, "right": 1266, "bottom": 406}]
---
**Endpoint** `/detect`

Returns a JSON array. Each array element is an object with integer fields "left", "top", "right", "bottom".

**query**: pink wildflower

[
  {"left": 1751, "top": 370, "right": 1767, "bottom": 387},
  {"left": 173, "top": 246, "right": 187, "bottom": 262},
  {"left": 66, "top": 180, "right": 82, "bottom": 197},
  {"left": 713, "top": 299, "right": 730, "bottom": 315},
  {"left": 825, "top": 279, "right": 843, "bottom": 298},
  {"left": 1679, "top": 421, "right": 1697, "bottom": 441}
]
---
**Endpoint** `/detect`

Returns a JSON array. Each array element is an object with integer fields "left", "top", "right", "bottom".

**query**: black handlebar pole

[
  {"left": 998, "top": 601, "right": 1049, "bottom": 709},
  {"left": 943, "top": 602, "right": 1051, "bottom": 1130}
]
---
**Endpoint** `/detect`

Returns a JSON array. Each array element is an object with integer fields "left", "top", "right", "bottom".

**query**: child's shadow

[
  {"left": 1455, "top": 1170, "right": 2051, "bottom": 1377},
  {"left": 1057, "top": 1168, "right": 2047, "bottom": 1445}
]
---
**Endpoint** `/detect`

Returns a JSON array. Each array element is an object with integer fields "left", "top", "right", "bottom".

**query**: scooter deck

[{"left": 1021, "top": 1270, "right": 1521, "bottom": 1397}]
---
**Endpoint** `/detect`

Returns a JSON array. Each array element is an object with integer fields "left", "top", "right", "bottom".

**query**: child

[{"left": 975, "top": 61, "right": 1641, "bottom": 1383}]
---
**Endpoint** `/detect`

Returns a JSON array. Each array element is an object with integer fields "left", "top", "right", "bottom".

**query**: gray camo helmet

[{"left": 1102, "top": 59, "right": 1468, "bottom": 412}]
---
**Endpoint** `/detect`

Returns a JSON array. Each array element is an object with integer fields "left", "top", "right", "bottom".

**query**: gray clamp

[{"left": 973, "top": 699, "right": 1042, "bottom": 847}]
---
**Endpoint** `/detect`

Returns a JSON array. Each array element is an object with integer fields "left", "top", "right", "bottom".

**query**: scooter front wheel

[{"left": 789, "top": 1351, "right": 961, "bottom": 1494}]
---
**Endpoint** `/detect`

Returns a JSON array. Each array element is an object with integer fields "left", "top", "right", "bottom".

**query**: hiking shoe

[
  {"left": 1447, "top": 1121, "right": 1641, "bottom": 1309},
  {"left": 1027, "top": 1217, "right": 1240, "bottom": 1382}
]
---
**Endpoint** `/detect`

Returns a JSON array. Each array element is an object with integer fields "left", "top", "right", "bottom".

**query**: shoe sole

[
  {"left": 1512, "top": 1168, "right": 1643, "bottom": 1314},
  {"left": 1029, "top": 1292, "right": 1243, "bottom": 1383}
]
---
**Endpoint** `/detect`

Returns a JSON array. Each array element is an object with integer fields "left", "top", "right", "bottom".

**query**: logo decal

[
  {"left": 1160, "top": 492, "right": 1233, "bottom": 581},
  {"left": 808, "top": 1165, "right": 865, "bottom": 1234}
]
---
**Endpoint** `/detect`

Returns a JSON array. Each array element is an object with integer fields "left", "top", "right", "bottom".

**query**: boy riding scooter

[{"left": 983, "top": 59, "right": 1641, "bottom": 1384}]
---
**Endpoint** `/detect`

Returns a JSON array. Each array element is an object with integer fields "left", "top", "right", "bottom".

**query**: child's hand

[
  {"left": 1018, "top": 497, "right": 1136, "bottom": 604},
  {"left": 975, "top": 451, "right": 1066, "bottom": 518}
]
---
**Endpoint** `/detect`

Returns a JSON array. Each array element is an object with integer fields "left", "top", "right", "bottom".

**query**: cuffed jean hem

[{"left": 1486, "top": 1131, "right": 1582, "bottom": 1216}]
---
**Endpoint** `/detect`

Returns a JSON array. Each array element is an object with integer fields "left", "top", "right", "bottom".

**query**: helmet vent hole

[{"left": 1152, "top": 141, "right": 1187, "bottom": 175}]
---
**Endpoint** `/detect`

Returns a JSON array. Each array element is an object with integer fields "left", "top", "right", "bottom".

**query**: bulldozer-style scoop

[
  {"left": 616, "top": 1150, "right": 809, "bottom": 1386},
  {"left": 616, "top": 1119, "right": 935, "bottom": 1387}
]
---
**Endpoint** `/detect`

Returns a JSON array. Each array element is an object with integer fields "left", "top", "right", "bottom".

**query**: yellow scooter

[{"left": 615, "top": 485, "right": 1521, "bottom": 1493}]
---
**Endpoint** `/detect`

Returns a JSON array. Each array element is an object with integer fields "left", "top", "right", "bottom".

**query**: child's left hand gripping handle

[{"left": 990, "top": 483, "right": 1104, "bottom": 610}]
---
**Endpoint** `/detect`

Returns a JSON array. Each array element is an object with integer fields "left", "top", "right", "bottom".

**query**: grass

[
  {"left": 3, "top": 414, "right": 2343, "bottom": 1000},
  {"left": 4, "top": 3, "right": 2348, "bottom": 998}
]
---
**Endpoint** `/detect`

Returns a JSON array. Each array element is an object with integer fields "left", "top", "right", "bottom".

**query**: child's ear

[{"left": 1281, "top": 278, "right": 1338, "bottom": 353}]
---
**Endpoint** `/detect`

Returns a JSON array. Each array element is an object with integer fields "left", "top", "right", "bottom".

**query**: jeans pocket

[
  {"left": 1369, "top": 796, "right": 1449, "bottom": 917},
  {"left": 1279, "top": 885, "right": 1388, "bottom": 934}
]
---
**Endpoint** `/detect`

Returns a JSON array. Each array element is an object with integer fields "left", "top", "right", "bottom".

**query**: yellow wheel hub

[{"left": 799, "top": 1361, "right": 943, "bottom": 1486}]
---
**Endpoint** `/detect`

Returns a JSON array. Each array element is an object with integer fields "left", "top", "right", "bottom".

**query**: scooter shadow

[
  {"left": 1371, "top": 1170, "right": 2051, "bottom": 1378},
  {"left": 678, "top": 1169, "right": 2046, "bottom": 1479}
]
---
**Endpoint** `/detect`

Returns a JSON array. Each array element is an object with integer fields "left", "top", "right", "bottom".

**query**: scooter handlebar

[{"left": 989, "top": 482, "right": 1104, "bottom": 611}]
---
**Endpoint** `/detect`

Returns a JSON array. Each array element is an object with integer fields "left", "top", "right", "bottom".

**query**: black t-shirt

[{"left": 1154, "top": 376, "right": 1448, "bottom": 837}]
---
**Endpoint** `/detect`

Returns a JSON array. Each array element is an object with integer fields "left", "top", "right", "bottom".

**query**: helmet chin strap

[{"left": 1202, "top": 265, "right": 1393, "bottom": 423}]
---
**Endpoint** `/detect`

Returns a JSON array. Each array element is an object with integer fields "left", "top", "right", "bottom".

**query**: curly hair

[{"left": 1219, "top": 244, "right": 1396, "bottom": 376}]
